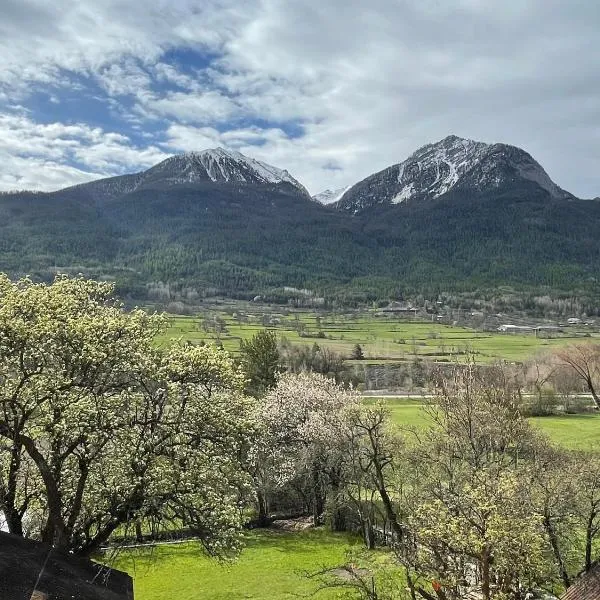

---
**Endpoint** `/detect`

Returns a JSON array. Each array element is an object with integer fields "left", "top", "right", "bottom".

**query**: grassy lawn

[
  {"left": 114, "top": 529, "right": 356, "bottom": 600},
  {"left": 384, "top": 399, "right": 600, "bottom": 450},
  {"left": 529, "top": 413, "right": 600, "bottom": 449}
]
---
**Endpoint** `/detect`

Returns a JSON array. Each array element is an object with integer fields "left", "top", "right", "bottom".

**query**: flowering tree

[
  {"left": 0, "top": 275, "right": 257, "bottom": 556},
  {"left": 260, "top": 372, "right": 361, "bottom": 525}
]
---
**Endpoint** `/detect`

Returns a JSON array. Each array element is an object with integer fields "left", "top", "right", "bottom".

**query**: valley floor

[
  {"left": 158, "top": 307, "right": 600, "bottom": 366},
  {"left": 383, "top": 398, "right": 600, "bottom": 450}
]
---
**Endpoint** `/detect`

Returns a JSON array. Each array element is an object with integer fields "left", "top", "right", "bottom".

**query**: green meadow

[
  {"left": 383, "top": 398, "right": 600, "bottom": 450},
  {"left": 157, "top": 308, "right": 597, "bottom": 364}
]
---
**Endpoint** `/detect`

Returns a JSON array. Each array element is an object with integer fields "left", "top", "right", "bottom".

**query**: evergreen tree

[{"left": 240, "top": 329, "right": 281, "bottom": 397}]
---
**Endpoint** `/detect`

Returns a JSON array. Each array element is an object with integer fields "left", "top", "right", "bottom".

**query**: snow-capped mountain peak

[
  {"left": 143, "top": 147, "right": 309, "bottom": 194},
  {"left": 312, "top": 186, "right": 352, "bottom": 205},
  {"left": 64, "top": 147, "right": 310, "bottom": 200},
  {"left": 393, "top": 135, "right": 489, "bottom": 201},
  {"left": 335, "top": 135, "right": 574, "bottom": 213}
]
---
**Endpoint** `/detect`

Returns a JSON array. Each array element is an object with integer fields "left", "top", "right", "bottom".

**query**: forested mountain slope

[{"left": 0, "top": 141, "right": 598, "bottom": 304}]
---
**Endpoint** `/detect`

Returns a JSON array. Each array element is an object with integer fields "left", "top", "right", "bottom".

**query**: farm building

[{"left": 497, "top": 324, "right": 533, "bottom": 333}]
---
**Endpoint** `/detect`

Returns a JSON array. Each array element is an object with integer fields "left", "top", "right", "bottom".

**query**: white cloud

[
  {"left": 0, "top": 157, "right": 97, "bottom": 192},
  {"left": 96, "top": 60, "right": 153, "bottom": 97},
  {"left": 0, "top": 0, "right": 246, "bottom": 86},
  {"left": 143, "top": 90, "right": 243, "bottom": 124},
  {"left": 0, "top": 114, "right": 168, "bottom": 191},
  {"left": 152, "top": 63, "right": 202, "bottom": 90}
]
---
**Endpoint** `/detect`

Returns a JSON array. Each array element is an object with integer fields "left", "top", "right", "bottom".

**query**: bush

[
  {"left": 522, "top": 389, "right": 560, "bottom": 417},
  {"left": 563, "top": 396, "right": 596, "bottom": 414},
  {"left": 351, "top": 344, "right": 364, "bottom": 360}
]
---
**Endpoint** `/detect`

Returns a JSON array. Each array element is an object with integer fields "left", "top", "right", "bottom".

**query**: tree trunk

[
  {"left": 586, "top": 376, "right": 600, "bottom": 409},
  {"left": 256, "top": 489, "right": 270, "bottom": 527},
  {"left": 585, "top": 514, "right": 596, "bottom": 572},
  {"left": 373, "top": 458, "right": 404, "bottom": 542},
  {"left": 363, "top": 519, "right": 375, "bottom": 550},
  {"left": 544, "top": 515, "right": 571, "bottom": 589},
  {"left": 328, "top": 477, "right": 346, "bottom": 532},
  {"left": 1, "top": 437, "right": 25, "bottom": 536},
  {"left": 330, "top": 503, "right": 346, "bottom": 532},
  {"left": 135, "top": 521, "right": 144, "bottom": 543},
  {"left": 15, "top": 431, "right": 69, "bottom": 550},
  {"left": 3, "top": 506, "right": 23, "bottom": 536},
  {"left": 405, "top": 568, "right": 418, "bottom": 600},
  {"left": 311, "top": 464, "right": 324, "bottom": 526},
  {"left": 481, "top": 545, "right": 491, "bottom": 600}
]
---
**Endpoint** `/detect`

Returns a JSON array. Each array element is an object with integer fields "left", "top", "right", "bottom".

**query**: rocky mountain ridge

[
  {"left": 63, "top": 147, "right": 310, "bottom": 202},
  {"left": 334, "top": 135, "right": 575, "bottom": 214},
  {"left": 1, "top": 135, "right": 599, "bottom": 304}
]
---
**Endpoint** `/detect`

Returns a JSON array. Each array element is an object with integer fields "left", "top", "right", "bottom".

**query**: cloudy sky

[{"left": 1, "top": 0, "right": 598, "bottom": 196}]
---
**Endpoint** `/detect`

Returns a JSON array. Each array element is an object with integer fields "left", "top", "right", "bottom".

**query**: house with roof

[{"left": 561, "top": 564, "right": 600, "bottom": 600}]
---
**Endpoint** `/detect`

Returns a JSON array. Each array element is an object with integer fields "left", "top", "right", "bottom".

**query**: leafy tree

[
  {"left": 351, "top": 344, "right": 365, "bottom": 360},
  {"left": 260, "top": 372, "right": 361, "bottom": 526},
  {"left": 402, "top": 365, "right": 558, "bottom": 599},
  {"left": 0, "top": 275, "right": 257, "bottom": 556},
  {"left": 339, "top": 364, "right": 569, "bottom": 599},
  {"left": 239, "top": 329, "right": 280, "bottom": 397},
  {"left": 339, "top": 402, "right": 401, "bottom": 549},
  {"left": 554, "top": 344, "right": 600, "bottom": 409}
]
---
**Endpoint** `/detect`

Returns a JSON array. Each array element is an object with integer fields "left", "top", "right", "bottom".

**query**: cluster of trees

[
  {"left": 279, "top": 339, "right": 345, "bottom": 382},
  {"left": 0, "top": 275, "right": 258, "bottom": 556},
  {"left": 238, "top": 332, "right": 600, "bottom": 599}
]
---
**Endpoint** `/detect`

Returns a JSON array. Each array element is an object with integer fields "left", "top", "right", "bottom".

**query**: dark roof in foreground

[
  {"left": 561, "top": 564, "right": 600, "bottom": 600},
  {"left": 0, "top": 531, "right": 132, "bottom": 600}
]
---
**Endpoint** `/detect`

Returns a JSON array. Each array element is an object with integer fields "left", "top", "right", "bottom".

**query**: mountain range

[{"left": 1, "top": 136, "right": 599, "bottom": 306}]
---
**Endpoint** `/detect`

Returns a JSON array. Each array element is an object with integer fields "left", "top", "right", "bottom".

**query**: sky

[{"left": 0, "top": 0, "right": 599, "bottom": 197}]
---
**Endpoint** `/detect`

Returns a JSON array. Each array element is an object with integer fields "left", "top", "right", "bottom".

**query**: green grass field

[
  {"left": 383, "top": 399, "right": 600, "bottom": 450},
  {"left": 157, "top": 308, "right": 598, "bottom": 365},
  {"left": 114, "top": 529, "right": 357, "bottom": 600}
]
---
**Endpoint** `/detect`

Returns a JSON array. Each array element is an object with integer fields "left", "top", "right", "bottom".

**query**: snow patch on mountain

[
  {"left": 335, "top": 135, "right": 574, "bottom": 213},
  {"left": 393, "top": 135, "right": 489, "bottom": 202},
  {"left": 186, "top": 148, "right": 301, "bottom": 186},
  {"left": 313, "top": 186, "right": 352, "bottom": 204},
  {"left": 147, "top": 148, "right": 309, "bottom": 195},
  {"left": 391, "top": 183, "right": 414, "bottom": 204}
]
